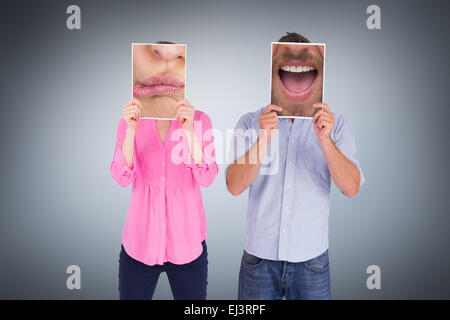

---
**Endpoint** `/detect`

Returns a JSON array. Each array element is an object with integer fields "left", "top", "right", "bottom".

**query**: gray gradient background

[{"left": 0, "top": 0, "right": 449, "bottom": 299}]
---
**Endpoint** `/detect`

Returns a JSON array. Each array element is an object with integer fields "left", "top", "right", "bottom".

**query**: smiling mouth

[{"left": 278, "top": 63, "right": 318, "bottom": 99}]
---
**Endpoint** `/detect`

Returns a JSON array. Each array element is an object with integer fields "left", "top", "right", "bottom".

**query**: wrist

[
  {"left": 182, "top": 124, "right": 194, "bottom": 131},
  {"left": 318, "top": 136, "right": 333, "bottom": 148},
  {"left": 256, "top": 135, "right": 270, "bottom": 161},
  {"left": 126, "top": 125, "right": 136, "bottom": 133}
]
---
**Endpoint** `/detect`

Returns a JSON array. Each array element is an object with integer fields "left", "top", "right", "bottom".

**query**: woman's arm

[
  {"left": 110, "top": 99, "right": 141, "bottom": 187},
  {"left": 122, "top": 98, "right": 141, "bottom": 166},
  {"left": 122, "top": 126, "right": 137, "bottom": 168},
  {"left": 176, "top": 100, "right": 219, "bottom": 187},
  {"left": 176, "top": 99, "right": 203, "bottom": 164}
]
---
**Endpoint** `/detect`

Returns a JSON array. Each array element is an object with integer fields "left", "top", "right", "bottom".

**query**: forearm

[
  {"left": 121, "top": 126, "right": 136, "bottom": 168},
  {"left": 226, "top": 135, "right": 269, "bottom": 196},
  {"left": 184, "top": 128, "right": 204, "bottom": 164},
  {"left": 320, "top": 138, "right": 360, "bottom": 197}
]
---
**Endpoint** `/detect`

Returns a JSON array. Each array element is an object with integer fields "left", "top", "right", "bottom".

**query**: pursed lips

[{"left": 133, "top": 74, "right": 184, "bottom": 99}]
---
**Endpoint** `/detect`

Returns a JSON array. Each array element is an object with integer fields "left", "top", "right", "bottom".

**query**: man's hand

[
  {"left": 313, "top": 103, "right": 335, "bottom": 142},
  {"left": 259, "top": 104, "right": 282, "bottom": 144}
]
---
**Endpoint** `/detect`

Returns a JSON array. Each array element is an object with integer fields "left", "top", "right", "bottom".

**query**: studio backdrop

[{"left": 0, "top": 0, "right": 449, "bottom": 299}]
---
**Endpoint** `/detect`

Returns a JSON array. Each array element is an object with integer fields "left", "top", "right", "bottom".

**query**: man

[{"left": 225, "top": 32, "right": 365, "bottom": 300}]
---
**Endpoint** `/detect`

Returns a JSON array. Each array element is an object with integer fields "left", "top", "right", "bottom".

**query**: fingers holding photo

[
  {"left": 175, "top": 99, "right": 195, "bottom": 129},
  {"left": 127, "top": 98, "right": 143, "bottom": 108},
  {"left": 313, "top": 103, "right": 329, "bottom": 112},
  {"left": 123, "top": 99, "right": 142, "bottom": 128},
  {"left": 312, "top": 103, "right": 334, "bottom": 140},
  {"left": 263, "top": 104, "right": 282, "bottom": 115}
]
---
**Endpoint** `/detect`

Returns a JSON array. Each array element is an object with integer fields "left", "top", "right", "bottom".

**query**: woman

[{"left": 110, "top": 43, "right": 218, "bottom": 300}]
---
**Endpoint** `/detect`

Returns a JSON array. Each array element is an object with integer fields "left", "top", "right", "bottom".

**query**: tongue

[{"left": 280, "top": 70, "right": 316, "bottom": 93}]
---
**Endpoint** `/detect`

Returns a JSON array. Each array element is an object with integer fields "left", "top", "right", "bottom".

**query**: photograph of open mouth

[
  {"left": 271, "top": 42, "right": 325, "bottom": 118},
  {"left": 132, "top": 43, "right": 186, "bottom": 119}
]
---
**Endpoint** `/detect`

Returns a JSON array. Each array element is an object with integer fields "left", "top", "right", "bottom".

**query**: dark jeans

[
  {"left": 119, "top": 241, "right": 208, "bottom": 300},
  {"left": 238, "top": 249, "right": 330, "bottom": 300}
]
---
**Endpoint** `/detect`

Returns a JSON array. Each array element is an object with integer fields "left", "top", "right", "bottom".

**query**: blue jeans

[
  {"left": 119, "top": 241, "right": 208, "bottom": 300},
  {"left": 238, "top": 249, "right": 330, "bottom": 300}
]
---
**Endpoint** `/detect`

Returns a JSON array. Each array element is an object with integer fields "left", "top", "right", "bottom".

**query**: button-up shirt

[
  {"left": 111, "top": 111, "right": 218, "bottom": 266},
  {"left": 227, "top": 107, "right": 365, "bottom": 262}
]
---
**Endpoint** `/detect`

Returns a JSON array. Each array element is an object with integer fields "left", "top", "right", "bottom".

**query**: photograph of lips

[
  {"left": 271, "top": 42, "right": 325, "bottom": 118},
  {"left": 132, "top": 43, "right": 186, "bottom": 119}
]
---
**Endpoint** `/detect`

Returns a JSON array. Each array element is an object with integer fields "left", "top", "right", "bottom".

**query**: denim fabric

[
  {"left": 119, "top": 241, "right": 208, "bottom": 300},
  {"left": 238, "top": 249, "right": 330, "bottom": 300}
]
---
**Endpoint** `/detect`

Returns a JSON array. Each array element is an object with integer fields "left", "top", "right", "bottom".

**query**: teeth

[{"left": 281, "top": 65, "right": 316, "bottom": 73}]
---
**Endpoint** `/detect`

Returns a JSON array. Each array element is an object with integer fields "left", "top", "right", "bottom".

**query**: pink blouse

[{"left": 110, "top": 110, "right": 218, "bottom": 266}]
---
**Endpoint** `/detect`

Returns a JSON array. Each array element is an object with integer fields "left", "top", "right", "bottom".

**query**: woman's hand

[
  {"left": 175, "top": 99, "right": 195, "bottom": 132},
  {"left": 123, "top": 98, "right": 142, "bottom": 130},
  {"left": 175, "top": 99, "right": 204, "bottom": 164}
]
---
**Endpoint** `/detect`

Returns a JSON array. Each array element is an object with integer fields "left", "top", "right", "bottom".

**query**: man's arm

[
  {"left": 319, "top": 138, "right": 361, "bottom": 198},
  {"left": 313, "top": 103, "right": 361, "bottom": 198},
  {"left": 226, "top": 105, "right": 281, "bottom": 196},
  {"left": 226, "top": 134, "right": 268, "bottom": 196}
]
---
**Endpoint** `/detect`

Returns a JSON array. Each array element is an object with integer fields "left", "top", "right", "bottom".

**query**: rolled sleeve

[
  {"left": 183, "top": 111, "right": 219, "bottom": 187},
  {"left": 110, "top": 119, "right": 137, "bottom": 187},
  {"left": 332, "top": 115, "right": 365, "bottom": 187}
]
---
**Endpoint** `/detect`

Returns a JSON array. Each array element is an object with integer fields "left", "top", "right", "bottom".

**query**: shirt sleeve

[
  {"left": 332, "top": 115, "right": 365, "bottom": 187},
  {"left": 184, "top": 111, "right": 219, "bottom": 187},
  {"left": 110, "top": 118, "right": 137, "bottom": 187}
]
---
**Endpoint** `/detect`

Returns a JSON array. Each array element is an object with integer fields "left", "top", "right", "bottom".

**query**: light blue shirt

[{"left": 226, "top": 107, "right": 365, "bottom": 262}]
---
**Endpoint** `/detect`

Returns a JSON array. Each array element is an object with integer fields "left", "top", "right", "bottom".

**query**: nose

[{"left": 152, "top": 45, "right": 185, "bottom": 62}]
